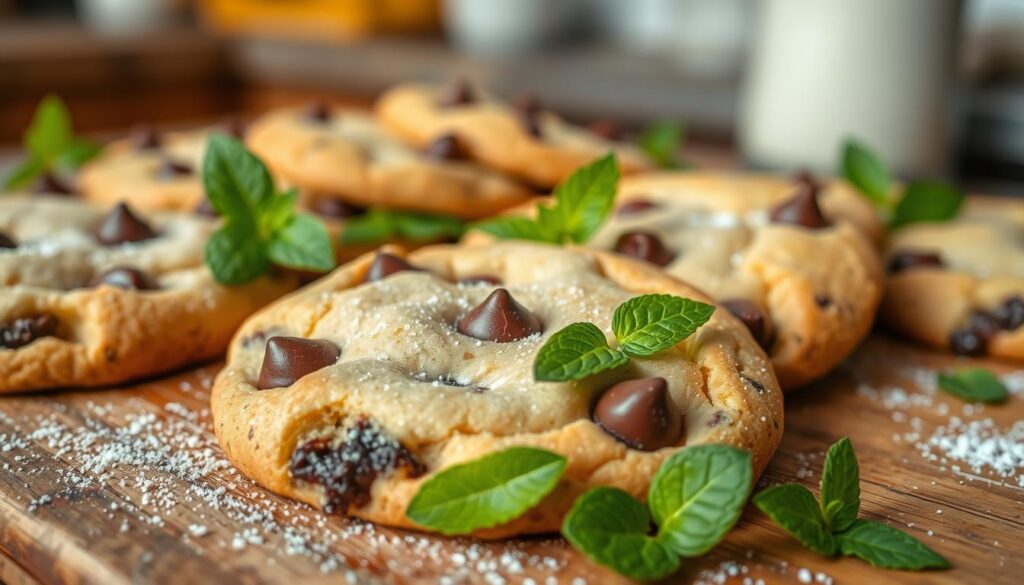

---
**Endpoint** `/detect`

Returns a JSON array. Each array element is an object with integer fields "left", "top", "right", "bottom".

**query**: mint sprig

[
  {"left": 473, "top": 153, "right": 618, "bottom": 244},
  {"left": 754, "top": 437, "right": 949, "bottom": 571},
  {"left": 405, "top": 447, "right": 566, "bottom": 535},
  {"left": 4, "top": 95, "right": 99, "bottom": 191},
  {"left": 533, "top": 294, "right": 715, "bottom": 382},
  {"left": 937, "top": 368, "right": 1008, "bottom": 404},
  {"left": 840, "top": 139, "right": 963, "bottom": 228},
  {"left": 340, "top": 209, "right": 465, "bottom": 246},
  {"left": 563, "top": 445, "right": 752, "bottom": 580},
  {"left": 639, "top": 121, "right": 689, "bottom": 169},
  {"left": 202, "top": 135, "right": 335, "bottom": 284}
]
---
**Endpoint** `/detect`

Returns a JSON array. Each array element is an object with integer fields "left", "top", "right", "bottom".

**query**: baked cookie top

[
  {"left": 211, "top": 242, "right": 782, "bottom": 537},
  {"left": 375, "top": 82, "right": 654, "bottom": 188},
  {"left": 0, "top": 195, "right": 292, "bottom": 392},
  {"left": 245, "top": 105, "right": 533, "bottom": 219},
  {"left": 882, "top": 197, "right": 1024, "bottom": 358}
]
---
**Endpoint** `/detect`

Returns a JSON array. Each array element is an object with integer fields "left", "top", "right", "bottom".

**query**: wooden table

[{"left": 0, "top": 333, "right": 1020, "bottom": 584}]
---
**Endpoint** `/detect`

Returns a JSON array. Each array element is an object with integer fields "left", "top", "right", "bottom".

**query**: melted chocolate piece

[
  {"left": 514, "top": 93, "right": 544, "bottom": 138},
  {"left": 770, "top": 179, "right": 830, "bottom": 229},
  {"left": 588, "top": 119, "right": 622, "bottom": 141},
  {"left": 457, "top": 288, "right": 543, "bottom": 342},
  {"left": 289, "top": 419, "right": 423, "bottom": 513},
  {"left": 887, "top": 251, "right": 944, "bottom": 274},
  {"left": 156, "top": 159, "right": 192, "bottom": 180},
  {"left": 616, "top": 200, "right": 658, "bottom": 216},
  {"left": 949, "top": 310, "right": 1001, "bottom": 356},
  {"left": 424, "top": 133, "right": 468, "bottom": 161},
  {"left": 131, "top": 125, "right": 162, "bottom": 150},
  {"left": 365, "top": 253, "right": 420, "bottom": 282},
  {"left": 33, "top": 172, "right": 74, "bottom": 196},
  {"left": 0, "top": 232, "right": 16, "bottom": 249},
  {"left": 614, "top": 231, "right": 675, "bottom": 266},
  {"left": 94, "top": 203, "right": 157, "bottom": 245},
  {"left": 440, "top": 78, "right": 476, "bottom": 108},
  {"left": 303, "top": 101, "right": 332, "bottom": 123},
  {"left": 815, "top": 294, "right": 832, "bottom": 308},
  {"left": 593, "top": 377, "right": 682, "bottom": 451},
  {"left": 257, "top": 336, "right": 341, "bottom": 389},
  {"left": 721, "top": 299, "right": 772, "bottom": 349},
  {"left": 89, "top": 267, "right": 158, "bottom": 290},
  {"left": 0, "top": 315, "right": 58, "bottom": 349},
  {"left": 311, "top": 198, "right": 365, "bottom": 219},
  {"left": 995, "top": 296, "right": 1024, "bottom": 331},
  {"left": 458, "top": 274, "right": 502, "bottom": 286}
]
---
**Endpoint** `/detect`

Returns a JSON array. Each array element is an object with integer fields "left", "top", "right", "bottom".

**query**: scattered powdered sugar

[
  {"left": 692, "top": 557, "right": 833, "bottom": 585},
  {"left": 918, "top": 418, "right": 1024, "bottom": 486}
]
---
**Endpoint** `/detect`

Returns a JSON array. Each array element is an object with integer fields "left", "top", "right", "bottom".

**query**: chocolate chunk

[
  {"left": 131, "top": 125, "right": 162, "bottom": 150},
  {"left": 770, "top": 179, "right": 830, "bottom": 229},
  {"left": 887, "top": 251, "right": 944, "bottom": 274},
  {"left": 0, "top": 315, "right": 58, "bottom": 349},
  {"left": 588, "top": 119, "right": 622, "bottom": 141},
  {"left": 365, "top": 253, "right": 420, "bottom": 282},
  {"left": 257, "top": 336, "right": 341, "bottom": 389},
  {"left": 94, "top": 202, "right": 157, "bottom": 245},
  {"left": 459, "top": 274, "right": 502, "bottom": 286},
  {"left": 457, "top": 288, "right": 543, "bottom": 342},
  {"left": 949, "top": 309, "right": 1001, "bottom": 356},
  {"left": 289, "top": 419, "right": 423, "bottom": 514},
  {"left": 311, "top": 197, "right": 365, "bottom": 219},
  {"left": 440, "top": 78, "right": 476, "bottom": 108},
  {"left": 815, "top": 294, "right": 831, "bottom": 308},
  {"left": 616, "top": 200, "right": 658, "bottom": 216},
  {"left": 33, "top": 172, "right": 74, "bottom": 196},
  {"left": 995, "top": 296, "right": 1024, "bottom": 331},
  {"left": 514, "top": 93, "right": 544, "bottom": 138},
  {"left": 614, "top": 231, "right": 675, "bottom": 266},
  {"left": 89, "top": 267, "right": 158, "bottom": 290},
  {"left": 593, "top": 377, "right": 682, "bottom": 451},
  {"left": 721, "top": 299, "right": 772, "bottom": 349},
  {"left": 424, "top": 133, "right": 468, "bottom": 161},
  {"left": 0, "top": 232, "right": 15, "bottom": 249},
  {"left": 156, "top": 159, "right": 192, "bottom": 180},
  {"left": 303, "top": 101, "right": 332, "bottom": 123},
  {"left": 194, "top": 198, "right": 219, "bottom": 217}
]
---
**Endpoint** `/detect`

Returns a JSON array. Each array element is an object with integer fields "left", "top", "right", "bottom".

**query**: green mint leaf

[
  {"left": 612, "top": 294, "right": 715, "bottom": 357},
  {"left": 890, "top": 181, "right": 963, "bottom": 228},
  {"left": 25, "top": 95, "right": 73, "bottom": 162},
  {"left": 841, "top": 139, "right": 891, "bottom": 205},
  {"left": 649, "top": 444, "right": 752, "bottom": 557},
  {"left": 533, "top": 322, "right": 629, "bottom": 382},
  {"left": 639, "top": 121, "right": 685, "bottom": 169},
  {"left": 202, "top": 134, "right": 274, "bottom": 220},
  {"left": 562, "top": 487, "right": 680, "bottom": 581},
  {"left": 259, "top": 189, "right": 298, "bottom": 237},
  {"left": 393, "top": 211, "right": 466, "bottom": 242},
  {"left": 205, "top": 221, "right": 270, "bottom": 285},
  {"left": 471, "top": 215, "right": 554, "bottom": 243},
  {"left": 837, "top": 520, "right": 949, "bottom": 570},
  {"left": 753, "top": 483, "right": 837, "bottom": 556},
  {"left": 820, "top": 437, "right": 860, "bottom": 532},
  {"left": 937, "top": 368, "right": 1008, "bottom": 404},
  {"left": 3, "top": 156, "right": 45, "bottom": 191},
  {"left": 266, "top": 213, "right": 336, "bottom": 272},
  {"left": 56, "top": 138, "right": 101, "bottom": 168},
  {"left": 549, "top": 152, "right": 619, "bottom": 243},
  {"left": 406, "top": 447, "right": 566, "bottom": 535},
  {"left": 340, "top": 210, "right": 397, "bottom": 245}
]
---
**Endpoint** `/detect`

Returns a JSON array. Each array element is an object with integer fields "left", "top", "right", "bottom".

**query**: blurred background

[{"left": 1, "top": 0, "right": 1023, "bottom": 194}]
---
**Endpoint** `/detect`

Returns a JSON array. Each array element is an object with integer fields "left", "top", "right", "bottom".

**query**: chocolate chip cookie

[
  {"left": 0, "top": 196, "right": 293, "bottom": 392},
  {"left": 245, "top": 105, "right": 533, "bottom": 219},
  {"left": 882, "top": 197, "right": 1024, "bottom": 359},
  {"left": 211, "top": 242, "right": 782, "bottom": 537},
  {"left": 375, "top": 81, "right": 654, "bottom": 188}
]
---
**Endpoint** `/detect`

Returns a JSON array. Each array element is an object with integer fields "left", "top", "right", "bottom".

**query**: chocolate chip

[
  {"left": 0, "top": 232, "right": 15, "bottom": 249},
  {"left": 514, "top": 93, "right": 544, "bottom": 138},
  {"left": 887, "top": 251, "right": 944, "bottom": 273},
  {"left": 365, "top": 253, "right": 420, "bottom": 282},
  {"left": 995, "top": 296, "right": 1024, "bottom": 331},
  {"left": 0, "top": 315, "right": 58, "bottom": 349},
  {"left": 131, "top": 125, "right": 162, "bottom": 150},
  {"left": 156, "top": 159, "right": 192, "bottom": 180},
  {"left": 949, "top": 309, "right": 1001, "bottom": 356},
  {"left": 289, "top": 419, "right": 423, "bottom": 514},
  {"left": 257, "top": 336, "right": 341, "bottom": 390},
  {"left": 721, "top": 299, "right": 773, "bottom": 349},
  {"left": 815, "top": 294, "right": 831, "bottom": 308},
  {"left": 770, "top": 179, "right": 830, "bottom": 229},
  {"left": 303, "top": 101, "right": 332, "bottom": 123},
  {"left": 33, "top": 172, "right": 74, "bottom": 195},
  {"left": 311, "top": 197, "right": 365, "bottom": 219},
  {"left": 592, "top": 377, "right": 682, "bottom": 451},
  {"left": 614, "top": 231, "right": 675, "bottom": 266},
  {"left": 424, "top": 133, "right": 468, "bottom": 161},
  {"left": 457, "top": 288, "right": 543, "bottom": 343},
  {"left": 588, "top": 119, "right": 622, "bottom": 141},
  {"left": 458, "top": 274, "right": 502, "bottom": 286},
  {"left": 194, "top": 198, "right": 219, "bottom": 217},
  {"left": 94, "top": 202, "right": 157, "bottom": 245},
  {"left": 440, "top": 78, "right": 476, "bottom": 108},
  {"left": 89, "top": 267, "right": 158, "bottom": 290},
  {"left": 616, "top": 200, "right": 658, "bottom": 216}
]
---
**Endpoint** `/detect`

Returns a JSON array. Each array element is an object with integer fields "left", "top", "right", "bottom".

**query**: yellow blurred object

[{"left": 197, "top": 0, "right": 439, "bottom": 41}]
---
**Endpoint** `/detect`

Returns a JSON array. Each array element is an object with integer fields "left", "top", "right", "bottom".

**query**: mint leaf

[
  {"left": 890, "top": 181, "right": 963, "bottom": 228},
  {"left": 837, "top": 520, "right": 949, "bottom": 570},
  {"left": 26, "top": 95, "right": 73, "bottom": 162},
  {"left": 820, "top": 437, "right": 859, "bottom": 532},
  {"left": 259, "top": 190, "right": 298, "bottom": 237},
  {"left": 562, "top": 487, "right": 680, "bottom": 581},
  {"left": 612, "top": 294, "right": 715, "bottom": 357},
  {"left": 937, "top": 368, "right": 1008, "bottom": 404},
  {"left": 340, "top": 210, "right": 396, "bottom": 245},
  {"left": 842, "top": 139, "right": 891, "bottom": 205},
  {"left": 649, "top": 445, "right": 752, "bottom": 557},
  {"left": 267, "top": 213, "right": 336, "bottom": 272},
  {"left": 753, "top": 483, "right": 837, "bottom": 556},
  {"left": 533, "top": 322, "right": 629, "bottom": 382},
  {"left": 406, "top": 447, "right": 565, "bottom": 535},
  {"left": 640, "top": 121, "right": 686, "bottom": 169},
  {"left": 205, "top": 222, "right": 270, "bottom": 284},
  {"left": 472, "top": 215, "right": 554, "bottom": 243},
  {"left": 57, "top": 139, "right": 102, "bottom": 168},
  {"left": 3, "top": 156, "right": 45, "bottom": 190},
  {"left": 393, "top": 211, "right": 466, "bottom": 242},
  {"left": 549, "top": 152, "right": 619, "bottom": 243},
  {"left": 202, "top": 134, "right": 274, "bottom": 220}
]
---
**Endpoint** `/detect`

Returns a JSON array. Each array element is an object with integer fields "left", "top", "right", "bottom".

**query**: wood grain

[{"left": 0, "top": 334, "right": 1021, "bottom": 584}]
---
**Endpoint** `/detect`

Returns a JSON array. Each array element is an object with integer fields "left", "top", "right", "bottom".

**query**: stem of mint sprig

[
  {"left": 340, "top": 208, "right": 466, "bottom": 246},
  {"left": 202, "top": 135, "right": 335, "bottom": 284},
  {"left": 3, "top": 95, "right": 100, "bottom": 191}
]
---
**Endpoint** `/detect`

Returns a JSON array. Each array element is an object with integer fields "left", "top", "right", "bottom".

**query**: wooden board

[{"left": 0, "top": 334, "right": 1021, "bottom": 584}]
